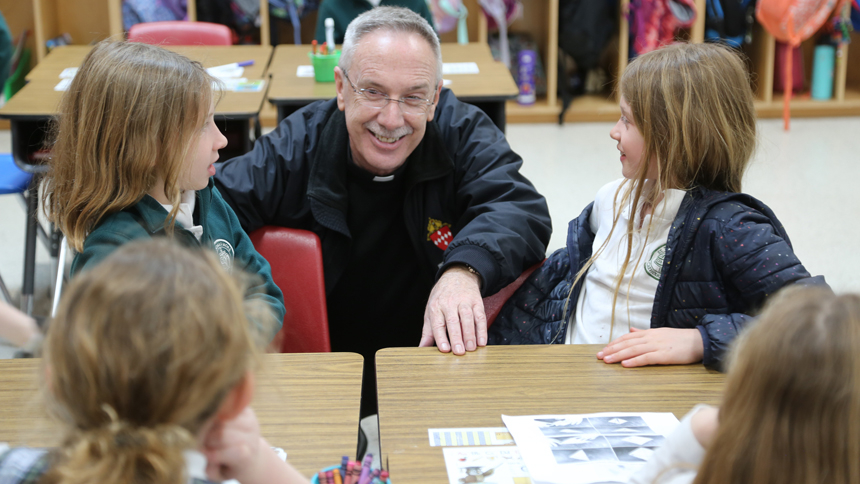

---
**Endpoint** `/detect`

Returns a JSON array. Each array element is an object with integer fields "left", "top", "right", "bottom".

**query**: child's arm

[
  {"left": 203, "top": 407, "right": 310, "bottom": 484},
  {"left": 0, "top": 301, "right": 40, "bottom": 348},
  {"left": 213, "top": 187, "right": 286, "bottom": 340},
  {"left": 597, "top": 327, "right": 703, "bottom": 367}
]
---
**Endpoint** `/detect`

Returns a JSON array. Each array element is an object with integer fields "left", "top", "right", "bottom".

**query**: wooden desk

[
  {"left": 0, "top": 353, "right": 363, "bottom": 478},
  {"left": 26, "top": 45, "right": 273, "bottom": 81},
  {"left": 267, "top": 43, "right": 518, "bottom": 131},
  {"left": 376, "top": 345, "right": 726, "bottom": 483}
]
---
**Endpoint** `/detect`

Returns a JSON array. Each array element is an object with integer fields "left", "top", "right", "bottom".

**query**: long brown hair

[
  {"left": 562, "top": 43, "right": 757, "bottom": 339},
  {"left": 693, "top": 288, "right": 860, "bottom": 484},
  {"left": 40, "top": 239, "right": 269, "bottom": 484},
  {"left": 42, "top": 40, "right": 217, "bottom": 251}
]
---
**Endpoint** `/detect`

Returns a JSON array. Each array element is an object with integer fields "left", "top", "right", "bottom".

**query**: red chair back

[
  {"left": 128, "top": 21, "right": 232, "bottom": 46},
  {"left": 250, "top": 226, "right": 331, "bottom": 353},
  {"left": 483, "top": 261, "right": 544, "bottom": 328}
]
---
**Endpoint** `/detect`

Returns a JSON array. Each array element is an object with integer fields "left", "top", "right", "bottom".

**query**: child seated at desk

[
  {"left": 40, "top": 40, "right": 284, "bottom": 340},
  {"left": 629, "top": 287, "right": 860, "bottom": 484},
  {"left": 487, "top": 42, "right": 824, "bottom": 369},
  {"left": 0, "top": 239, "right": 309, "bottom": 484}
]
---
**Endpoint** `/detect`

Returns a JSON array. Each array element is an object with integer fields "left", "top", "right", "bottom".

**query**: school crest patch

[
  {"left": 644, "top": 244, "right": 666, "bottom": 281},
  {"left": 213, "top": 239, "right": 235, "bottom": 272},
  {"left": 427, "top": 218, "right": 453, "bottom": 251}
]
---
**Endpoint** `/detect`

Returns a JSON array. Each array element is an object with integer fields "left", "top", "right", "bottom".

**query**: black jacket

[
  {"left": 487, "top": 186, "right": 827, "bottom": 369},
  {"left": 214, "top": 89, "right": 552, "bottom": 297}
]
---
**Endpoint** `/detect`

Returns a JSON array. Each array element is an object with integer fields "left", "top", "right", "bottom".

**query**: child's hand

[
  {"left": 203, "top": 407, "right": 310, "bottom": 484},
  {"left": 596, "top": 327, "right": 703, "bottom": 367},
  {"left": 203, "top": 406, "right": 262, "bottom": 482}
]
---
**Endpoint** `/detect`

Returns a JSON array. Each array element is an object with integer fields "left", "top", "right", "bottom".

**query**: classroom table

[
  {"left": 376, "top": 345, "right": 726, "bottom": 483},
  {"left": 267, "top": 43, "right": 519, "bottom": 132},
  {"left": 0, "top": 44, "right": 273, "bottom": 315},
  {"left": 0, "top": 352, "right": 363, "bottom": 478}
]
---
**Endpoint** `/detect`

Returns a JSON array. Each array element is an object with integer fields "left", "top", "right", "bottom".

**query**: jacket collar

[
  {"left": 127, "top": 179, "right": 213, "bottom": 240},
  {"left": 306, "top": 107, "right": 454, "bottom": 236}
]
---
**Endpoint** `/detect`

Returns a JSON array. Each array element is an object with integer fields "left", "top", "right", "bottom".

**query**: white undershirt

[
  {"left": 566, "top": 179, "right": 685, "bottom": 344},
  {"left": 160, "top": 190, "right": 203, "bottom": 241}
]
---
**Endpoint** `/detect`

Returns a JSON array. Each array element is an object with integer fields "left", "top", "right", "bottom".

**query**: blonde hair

[
  {"left": 693, "top": 287, "right": 860, "bottom": 484},
  {"left": 561, "top": 43, "right": 757, "bottom": 340},
  {"left": 40, "top": 239, "right": 269, "bottom": 484},
  {"left": 42, "top": 40, "right": 218, "bottom": 251}
]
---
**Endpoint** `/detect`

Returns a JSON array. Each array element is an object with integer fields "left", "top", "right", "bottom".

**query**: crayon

[
  {"left": 340, "top": 456, "right": 349, "bottom": 482},
  {"left": 326, "top": 470, "right": 335, "bottom": 484},
  {"left": 351, "top": 462, "right": 362, "bottom": 484},
  {"left": 312, "top": 40, "right": 318, "bottom": 55},
  {"left": 321, "top": 41, "right": 328, "bottom": 56},
  {"left": 333, "top": 467, "right": 343, "bottom": 484},
  {"left": 357, "top": 454, "right": 373, "bottom": 484},
  {"left": 318, "top": 471, "right": 327, "bottom": 484},
  {"left": 344, "top": 462, "right": 355, "bottom": 484}
]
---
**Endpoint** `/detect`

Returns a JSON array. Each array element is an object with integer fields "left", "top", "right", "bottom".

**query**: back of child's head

[
  {"left": 41, "top": 239, "right": 266, "bottom": 484},
  {"left": 620, "top": 43, "right": 757, "bottom": 194},
  {"left": 693, "top": 287, "right": 860, "bottom": 484},
  {"left": 43, "top": 40, "right": 217, "bottom": 252}
]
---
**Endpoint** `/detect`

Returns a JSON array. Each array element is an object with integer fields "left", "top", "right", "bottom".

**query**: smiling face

[
  {"left": 183, "top": 100, "right": 228, "bottom": 191},
  {"left": 610, "top": 96, "right": 657, "bottom": 180},
  {"left": 334, "top": 30, "right": 441, "bottom": 176}
]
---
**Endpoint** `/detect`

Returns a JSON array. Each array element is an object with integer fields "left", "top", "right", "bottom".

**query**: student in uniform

[
  {"left": 40, "top": 40, "right": 285, "bottom": 338},
  {"left": 488, "top": 42, "right": 825, "bottom": 370}
]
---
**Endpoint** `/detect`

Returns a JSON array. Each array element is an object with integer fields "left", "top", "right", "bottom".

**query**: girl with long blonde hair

[
  {"left": 488, "top": 42, "right": 825, "bottom": 369},
  {"left": 630, "top": 287, "right": 860, "bottom": 484},
  {"left": 41, "top": 40, "right": 284, "bottom": 338},
  {"left": 0, "top": 239, "right": 308, "bottom": 484}
]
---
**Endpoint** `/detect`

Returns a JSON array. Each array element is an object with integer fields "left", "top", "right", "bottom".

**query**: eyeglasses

[{"left": 342, "top": 70, "right": 435, "bottom": 116}]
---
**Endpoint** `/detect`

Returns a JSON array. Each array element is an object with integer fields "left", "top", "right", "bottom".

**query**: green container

[{"left": 309, "top": 50, "right": 341, "bottom": 83}]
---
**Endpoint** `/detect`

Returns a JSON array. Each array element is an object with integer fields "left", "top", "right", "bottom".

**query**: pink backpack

[{"left": 756, "top": 0, "right": 846, "bottom": 128}]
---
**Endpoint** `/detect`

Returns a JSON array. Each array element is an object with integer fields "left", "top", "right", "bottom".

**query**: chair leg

[
  {"left": 0, "top": 273, "right": 11, "bottom": 304},
  {"left": 21, "top": 180, "right": 39, "bottom": 316}
]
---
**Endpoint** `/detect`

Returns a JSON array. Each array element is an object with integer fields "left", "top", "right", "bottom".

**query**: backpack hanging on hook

[{"left": 756, "top": 0, "right": 846, "bottom": 130}]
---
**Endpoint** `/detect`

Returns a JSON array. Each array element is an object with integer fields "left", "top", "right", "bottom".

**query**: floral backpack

[
  {"left": 756, "top": 0, "right": 846, "bottom": 129},
  {"left": 427, "top": 0, "right": 470, "bottom": 44}
]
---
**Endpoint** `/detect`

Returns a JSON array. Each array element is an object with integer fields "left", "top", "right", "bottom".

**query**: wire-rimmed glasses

[{"left": 342, "top": 70, "right": 436, "bottom": 116}]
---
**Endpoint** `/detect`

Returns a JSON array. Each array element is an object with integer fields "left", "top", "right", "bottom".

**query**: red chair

[
  {"left": 128, "top": 21, "right": 232, "bottom": 46},
  {"left": 483, "top": 261, "right": 544, "bottom": 328},
  {"left": 250, "top": 226, "right": 331, "bottom": 353}
]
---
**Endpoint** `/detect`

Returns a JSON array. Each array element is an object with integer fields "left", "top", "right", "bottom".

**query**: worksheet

[
  {"left": 443, "top": 446, "right": 532, "bottom": 484},
  {"left": 502, "top": 412, "right": 679, "bottom": 484}
]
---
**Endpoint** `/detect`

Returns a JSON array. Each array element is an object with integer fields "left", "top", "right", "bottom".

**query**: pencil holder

[
  {"left": 310, "top": 465, "right": 340, "bottom": 484},
  {"left": 309, "top": 51, "right": 341, "bottom": 83}
]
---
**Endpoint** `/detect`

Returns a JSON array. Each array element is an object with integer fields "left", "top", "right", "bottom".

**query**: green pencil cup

[{"left": 309, "top": 50, "right": 341, "bottom": 83}]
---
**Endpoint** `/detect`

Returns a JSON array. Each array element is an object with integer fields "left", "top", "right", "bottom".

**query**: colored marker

[
  {"left": 209, "top": 60, "right": 254, "bottom": 70},
  {"left": 312, "top": 39, "right": 318, "bottom": 55}
]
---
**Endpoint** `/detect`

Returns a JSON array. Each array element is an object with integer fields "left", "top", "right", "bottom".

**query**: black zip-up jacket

[{"left": 214, "top": 88, "right": 552, "bottom": 297}]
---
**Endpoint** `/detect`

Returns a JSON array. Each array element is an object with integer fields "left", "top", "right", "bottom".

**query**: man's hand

[
  {"left": 596, "top": 327, "right": 704, "bottom": 367},
  {"left": 419, "top": 266, "right": 486, "bottom": 355}
]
